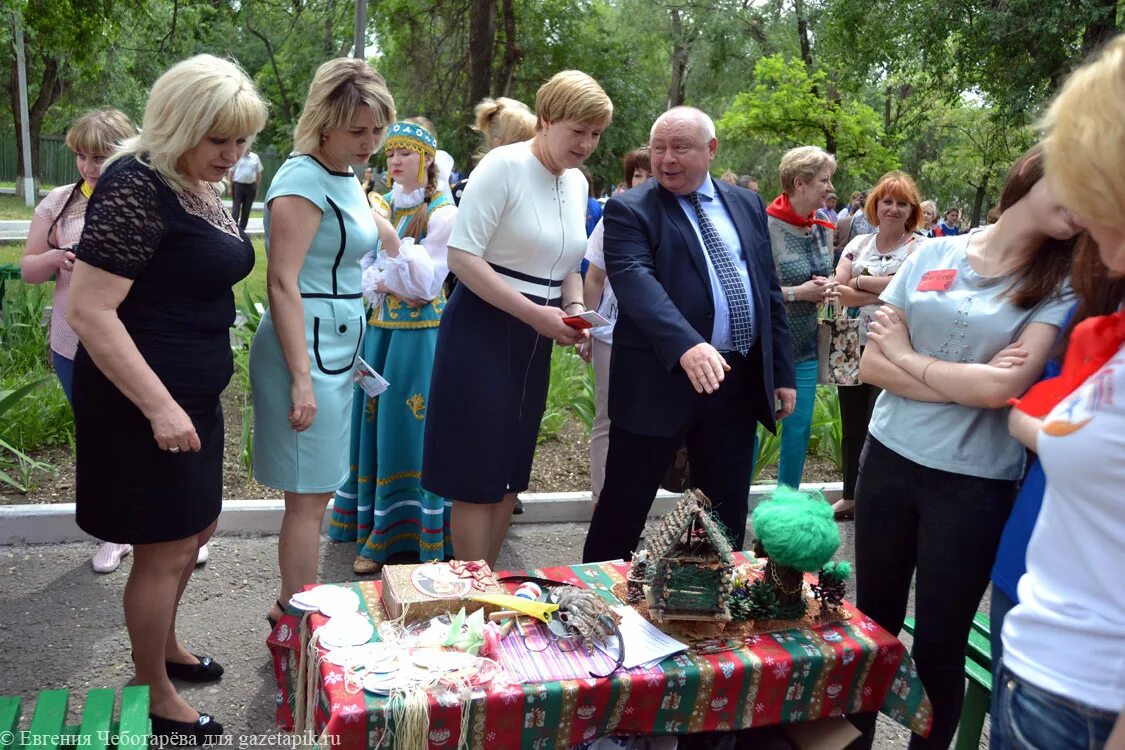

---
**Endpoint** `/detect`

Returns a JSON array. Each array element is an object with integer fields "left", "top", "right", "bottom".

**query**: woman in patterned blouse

[{"left": 764, "top": 146, "right": 840, "bottom": 488}]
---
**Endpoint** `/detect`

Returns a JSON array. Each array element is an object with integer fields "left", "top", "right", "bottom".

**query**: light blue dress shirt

[{"left": 675, "top": 177, "right": 756, "bottom": 351}]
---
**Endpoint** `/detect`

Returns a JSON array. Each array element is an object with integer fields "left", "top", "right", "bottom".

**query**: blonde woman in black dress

[{"left": 68, "top": 55, "right": 266, "bottom": 742}]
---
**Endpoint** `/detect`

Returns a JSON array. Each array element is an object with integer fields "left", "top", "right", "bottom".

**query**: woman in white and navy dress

[{"left": 422, "top": 71, "right": 613, "bottom": 568}]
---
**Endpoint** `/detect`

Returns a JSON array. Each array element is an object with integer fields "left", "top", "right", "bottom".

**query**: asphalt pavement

[{"left": 0, "top": 516, "right": 986, "bottom": 748}]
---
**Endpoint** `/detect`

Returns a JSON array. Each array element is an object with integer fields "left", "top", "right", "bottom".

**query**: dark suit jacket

[{"left": 603, "top": 178, "right": 795, "bottom": 438}]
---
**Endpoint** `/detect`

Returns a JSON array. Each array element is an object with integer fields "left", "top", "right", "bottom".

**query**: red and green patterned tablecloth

[{"left": 268, "top": 557, "right": 931, "bottom": 749}]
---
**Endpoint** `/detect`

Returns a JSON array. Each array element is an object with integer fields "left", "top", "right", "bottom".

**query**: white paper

[
  {"left": 354, "top": 355, "right": 390, "bottom": 398},
  {"left": 596, "top": 606, "right": 689, "bottom": 669}
]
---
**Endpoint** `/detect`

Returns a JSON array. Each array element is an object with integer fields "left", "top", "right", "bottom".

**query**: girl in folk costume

[{"left": 328, "top": 118, "right": 457, "bottom": 575}]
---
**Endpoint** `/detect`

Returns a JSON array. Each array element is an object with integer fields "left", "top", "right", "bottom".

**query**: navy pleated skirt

[{"left": 422, "top": 285, "right": 556, "bottom": 504}]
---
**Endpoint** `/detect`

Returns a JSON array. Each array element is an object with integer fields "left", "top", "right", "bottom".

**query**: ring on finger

[{"left": 169, "top": 446, "right": 180, "bottom": 453}]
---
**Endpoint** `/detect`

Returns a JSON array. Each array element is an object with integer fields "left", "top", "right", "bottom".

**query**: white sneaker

[
  {"left": 92, "top": 543, "right": 132, "bottom": 574},
  {"left": 196, "top": 544, "right": 209, "bottom": 566}
]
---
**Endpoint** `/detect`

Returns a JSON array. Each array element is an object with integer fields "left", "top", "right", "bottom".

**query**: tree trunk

[
  {"left": 883, "top": 84, "right": 892, "bottom": 134},
  {"left": 247, "top": 28, "right": 293, "bottom": 124},
  {"left": 467, "top": 0, "right": 497, "bottom": 108},
  {"left": 667, "top": 8, "right": 689, "bottom": 108},
  {"left": 1081, "top": 0, "right": 1117, "bottom": 57},
  {"left": 492, "top": 0, "right": 520, "bottom": 97},
  {"left": 971, "top": 174, "right": 989, "bottom": 227},
  {"left": 794, "top": 0, "right": 813, "bottom": 73},
  {"left": 9, "top": 53, "right": 64, "bottom": 199},
  {"left": 765, "top": 559, "right": 804, "bottom": 611}
]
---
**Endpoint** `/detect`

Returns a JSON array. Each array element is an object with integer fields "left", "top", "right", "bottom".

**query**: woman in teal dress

[
  {"left": 328, "top": 119, "right": 457, "bottom": 575},
  {"left": 249, "top": 58, "right": 397, "bottom": 626}
]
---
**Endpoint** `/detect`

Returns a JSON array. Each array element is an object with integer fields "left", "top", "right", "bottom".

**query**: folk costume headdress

[{"left": 383, "top": 121, "right": 437, "bottom": 187}]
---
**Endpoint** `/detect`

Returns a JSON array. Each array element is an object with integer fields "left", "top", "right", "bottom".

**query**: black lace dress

[{"left": 72, "top": 157, "right": 254, "bottom": 544}]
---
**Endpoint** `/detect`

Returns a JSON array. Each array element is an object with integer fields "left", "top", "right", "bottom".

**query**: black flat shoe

[
  {"left": 149, "top": 713, "right": 223, "bottom": 745},
  {"left": 165, "top": 654, "right": 224, "bottom": 682},
  {"left": 513, "top": 497, "right": 525, "bottom": 515},
  {"left": 267, "top": 598, "right": 286, "bottom": 629}
]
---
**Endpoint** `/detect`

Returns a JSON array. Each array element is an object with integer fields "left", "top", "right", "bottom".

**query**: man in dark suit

[{"left": 582, "top": 106, "right": 795, "bottom": 563}]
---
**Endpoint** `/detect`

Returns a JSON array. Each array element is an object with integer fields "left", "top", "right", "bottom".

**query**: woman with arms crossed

[
  {"left": 68, "top": 55, "right": 267, "bottom": 740},
  {"left": 829, "top": 171, "right": 924, "bottom": 520},
  {"left": 848, "top": 143, "right": 1081, "bottom": 748}
]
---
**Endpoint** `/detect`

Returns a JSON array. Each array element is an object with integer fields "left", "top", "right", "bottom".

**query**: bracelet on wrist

[
  {"left": 563, "top": 302, "right": 585, "bottom": 312},
  {"left": 920, "top": 358, "right": 937, "bottom": 386}
]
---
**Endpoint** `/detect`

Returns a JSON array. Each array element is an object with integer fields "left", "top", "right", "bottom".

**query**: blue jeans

[
  {"left": 777, "top": 358, "right": 817, "bottom": 488},
  {"left": 989, "top": 586, "right": 1017, "bottom": 741},
  {"left": 53, "top": 350, "right": 75, "bottom": 407},
  {"left": 993, "top": 663, "right": 1117, "bottom": 750}
]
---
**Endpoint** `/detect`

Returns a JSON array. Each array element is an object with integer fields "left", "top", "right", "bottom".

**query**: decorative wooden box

[{"left": 380, "top": 560, "right": 504, "bottom": 624}]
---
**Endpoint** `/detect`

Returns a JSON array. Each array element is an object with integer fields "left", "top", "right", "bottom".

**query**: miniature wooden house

[{"left": 642, "top": 490, "right": 734, "bottom": 622}]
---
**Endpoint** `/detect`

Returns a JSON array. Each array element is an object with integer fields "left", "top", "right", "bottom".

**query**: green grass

[
  {"left": 0, "top": 194, "right": 41, "bottom": 220},
  {"left": 1, "top": 237, "right": 267, "bottom": 296},
  {"left": 0, "top": 193, "right": 262, "bottom": 222}
]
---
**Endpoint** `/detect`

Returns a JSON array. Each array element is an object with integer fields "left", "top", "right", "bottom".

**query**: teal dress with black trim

[
  {"left": 249, "top": 155, "right": 377, "bottom": 493},
  {"left": 327, "top": 188, "right": 455, "bottom": 562}
]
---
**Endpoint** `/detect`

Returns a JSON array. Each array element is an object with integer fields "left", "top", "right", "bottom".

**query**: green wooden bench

[
  {"left": 0, "top": 686, "right": 150, "bottom": 750},
  {"left": 903, "top": 613, "right": 992, "bottom": 750}
]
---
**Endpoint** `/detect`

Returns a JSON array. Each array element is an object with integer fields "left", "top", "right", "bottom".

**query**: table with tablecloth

[{"left": 268, "top": 557, "right": 931, "bottom": 749}]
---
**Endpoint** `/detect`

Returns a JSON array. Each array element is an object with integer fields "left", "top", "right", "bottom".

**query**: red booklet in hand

[{"left": 562, "top": 310, "right": 611, "bottom": 330}]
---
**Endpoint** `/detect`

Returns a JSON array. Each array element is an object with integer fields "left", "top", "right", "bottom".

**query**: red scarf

[
  {"left": 1010, "top": 309, "right": 1125, "bottom": 417},
  {"left": 766, "top": 193, "right": 837, "bottom": 230}
]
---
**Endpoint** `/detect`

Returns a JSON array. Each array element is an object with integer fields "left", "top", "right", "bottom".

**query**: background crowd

[{"left": 17, "top": 32, "right": 1125, "bottom": 750}]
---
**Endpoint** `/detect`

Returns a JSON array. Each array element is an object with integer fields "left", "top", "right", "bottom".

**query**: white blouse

[
  {"left": 360, "top": 184, "right": 456, "bottom": 303},
  {"left": 448, "top": 140, "right": 587, "bottom": 301}
]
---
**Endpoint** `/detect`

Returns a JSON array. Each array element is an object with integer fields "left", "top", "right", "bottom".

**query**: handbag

[
  {"left": 659, "top": 442, "right": 692, "bottom": 493},
  {"left": 817, "top": 300, "right": 862, "bottom": 385}
]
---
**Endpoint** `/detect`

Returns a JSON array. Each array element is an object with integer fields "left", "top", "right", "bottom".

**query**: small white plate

[
  {"left": 318, "top": 613, "right": 375, "bottom": 649},
  {"left": 291, "top": 585, "right": 361, "bottom": 617}
]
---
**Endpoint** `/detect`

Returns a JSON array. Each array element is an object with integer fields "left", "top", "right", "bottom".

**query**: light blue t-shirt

[{"left": 868, "top": 229, "right": 1073, "bottom": 480}]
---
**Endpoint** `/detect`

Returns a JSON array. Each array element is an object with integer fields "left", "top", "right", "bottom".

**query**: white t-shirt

[
  {"left": 869, "top": 228, "right": 1073, "bottom": 480},
  {"left": 842, "top": 231, "right": 921, "bottom": 344},
  {"left": 583, "top": 218, "right": 617, "bottom": 344},
  {"left": 1002, "top": 341, "right": 1125, "bottom": 712},
  {"left": 448, "top": 141, "right": 587, "bottom": 301},
  {"left": 231, "top": 152, "right": 263, "bottom": 184}
]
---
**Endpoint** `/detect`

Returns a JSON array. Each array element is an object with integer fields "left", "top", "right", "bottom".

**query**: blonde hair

[
  {"left": 863, "top": 170, "right": 923, "bottom": 230},
  {"left": 1043, "top": 34, "right": 1125, "bottom": 230},
  {"left": 292, "top": 58, "right": 396, "bottom": 155},
  {"left": 778, "top": 146, "right": 836, "bottom": 194},
  {"left": 109, "top": 55, "right": 267, "bottom": 192},
  {"left": 65, "top": 109, "right": 136, "bottom": 157},
  {"left": 534, "top": 71, "right": 613, "bottom": 131},
  {"left": 921, "top": 199, "right": 939, "bottom": 220},
  {"left": 472, "top": 97, "right": 536, "bottom": 159}
]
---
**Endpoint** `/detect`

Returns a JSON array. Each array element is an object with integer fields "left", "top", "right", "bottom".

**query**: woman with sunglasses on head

[{"left": 328, "top": 117, "right": 457, "bottom": 575}]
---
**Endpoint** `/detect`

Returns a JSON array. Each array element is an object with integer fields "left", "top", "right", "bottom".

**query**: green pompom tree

[{"left": 751, "top": 487, "right": 841, "bottom": 614}]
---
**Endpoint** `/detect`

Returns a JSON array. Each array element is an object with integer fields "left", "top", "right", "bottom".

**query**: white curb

[{"left": 0, "top": 483, "right": 842, "bottom": 545}]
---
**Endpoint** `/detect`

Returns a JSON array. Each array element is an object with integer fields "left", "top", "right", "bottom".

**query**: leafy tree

[
  {"left": 919, "top": 102, "right": 1034, "bottom": 226},
  {"left": 718, "top": 54, "right": 898, "bottom": 195},
  {"left": 2, "top": 0, "right": 144, "bottom": 195}
]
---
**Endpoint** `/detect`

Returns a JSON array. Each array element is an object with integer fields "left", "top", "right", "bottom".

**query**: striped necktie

[{"left": 688, "top": 191, "right": 753, "bottom": 355}]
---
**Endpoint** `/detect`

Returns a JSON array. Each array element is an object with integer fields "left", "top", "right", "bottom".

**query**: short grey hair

[{"left": 650, "top": 106, "right": 716, "bottom": 142}]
